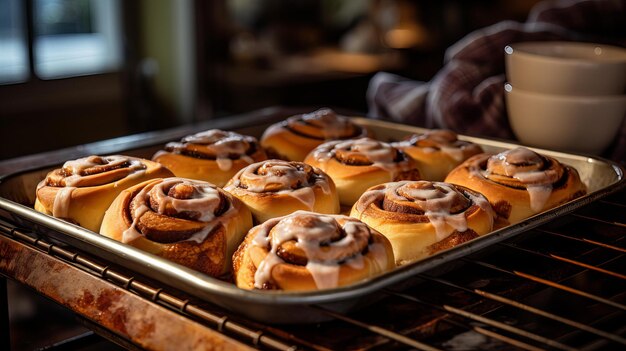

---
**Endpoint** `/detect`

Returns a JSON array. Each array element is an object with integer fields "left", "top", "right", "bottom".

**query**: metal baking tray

[{"left": 1, "top": 110, "right": 624, "bottom": 323}]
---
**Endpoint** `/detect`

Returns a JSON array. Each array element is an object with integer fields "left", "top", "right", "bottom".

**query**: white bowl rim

[
  {"left": 504, "top": 41, "right": 626, "bottom": 64},
  {"left": 504, "top": 83, "right": 626, "bottom": 102}
]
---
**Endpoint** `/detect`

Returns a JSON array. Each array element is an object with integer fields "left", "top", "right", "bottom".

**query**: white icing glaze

[
  {"left": 491, "top": 148, "right": 556, "bottom": 211},
  {"left": 216, "top": 158, "right": 233, "bottom": 171},
  {"left": 62, "top": 155, "right": 145, "bottom": 186},
  {"left": 358, "top": 181, "right": 490, "bottom": 241},
  {"left": 468, "top": 148, "right": 560, "bottom": 212},
  {"left": 394, "top": 130, "right": 479, "bottom": 163},
  {"left": 526, "top": 185, "right": 553, "bottom": 212},
  {"left": 287, "top": 188, "right": 316, "bottom": 210},
  {"left": 122, "top": 178, "right": 235, "bottom": 244},
  {"left": 441, "top": 146, "right": 465, "bottom": 162},
  {"left": 313, "top": 138, "right": 411, "bottom": 176},
  {"left": 50, "top": 155, "right": 147, "bottom": 221},
  {"left": 251, "top": 211, "right": 375, "bottom": 290},
  {"left": 305, "top": 261, "right": 341, "bottom": 290},
  {"left": 170, "top": 129, "right": 259, "bottom": 171},
  {"left": 52, "top": 187, "right": 76, "bottom": 218},
  {"left": 122, "top": 202, "right": 150, "bottom": 243},
  {"left": 225, "top": 160, "right": 331, "bottom": 211},
  {"left": 291, "top": 108, "right": 357, "bottom": 140}
]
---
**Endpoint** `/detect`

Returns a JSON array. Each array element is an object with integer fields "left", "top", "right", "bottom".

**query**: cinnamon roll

[
  {"left": 304, "top": 138, "right": 421, "bottom": 206},
  {"left": 34, "top": 155, "right": 173, "bottom": 232},
  {"left": 392, "top": 129, "right": 483, "bottom": 181},
  {"left": 350, "top": 181, "right": 495, "bottom": 265},
  {"left": 445, "top": 147, "right": 587, "bottom": 224},
  {"left": 233, "top": 211, "right": 394, "bottom": 291},
  {"left": 260, "top": 108, "right": 371, "bottom": 161},
  {"left": 100, "top": 177, "right": 253, "bottom": 277},
  {"left": 224, "top": 160, "right": 340, "bottom": 223},
  {"left": 152, "top": 129, "right": 267, "bottom": 187}
]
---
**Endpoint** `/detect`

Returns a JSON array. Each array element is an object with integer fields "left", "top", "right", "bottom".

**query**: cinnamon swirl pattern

[
  {"left": 260, "top": 108, "right": 371, "bottom": 161},
  {"left": 304, "top": 138, "right": 421, "bottom": 206},
  {"left": 100, "top": 177, "right": 252, "bottom": 277},
  {"left": 152, "top": 129, "right": 267, "bottom": 187},
  {"left": 232, "top": 211, "right": 394, "bottom": 291},
  {"left": 34, "top": 155, "right": 173, "bottom": 232},
  {"left": 445, "top": 147, "right": 587, "bottom": 224},
  {"left": 392, "top": 129, "right": 483, "bottom": 181},
  {"left": 350, "top": 181, "right": 495, "bottom": 265},
  {"left": 224, "top": 160, "right": 340, "bottom": 223}
]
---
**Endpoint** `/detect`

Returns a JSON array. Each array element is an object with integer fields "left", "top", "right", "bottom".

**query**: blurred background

[{"left": 0, "top": 0, "right": 541, "bottom": 160}]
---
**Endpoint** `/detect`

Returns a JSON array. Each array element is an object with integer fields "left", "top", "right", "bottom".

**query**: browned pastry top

[
  {"left": 311, "top": 138, "right": 409, "bottom": 167},
  {"left": 227, "top": 159, "right": 330, "bottom": 193},
  {"left": 41, "top": 155, "right": 147, "bottom": 188},
  {"left": 395, "top": 129, "right": 482, "bottom": 157},
  {"left": 282, "top": 108, "right": 366, "bottom": 141},
  {"left": 122, "top": 178, "right": 235, "bottom": 244},
  {"left": 164, "top": 129, "right": 261, "bottom": 163}
]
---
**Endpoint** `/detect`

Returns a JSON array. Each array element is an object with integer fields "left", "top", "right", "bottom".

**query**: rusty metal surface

[{"left": 0, "top": 234, "right": 254, "bottom": 351}]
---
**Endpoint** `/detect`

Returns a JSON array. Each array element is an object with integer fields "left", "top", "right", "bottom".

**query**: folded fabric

[{"left": 367, "top": 0, "right": 626, "bottom": 163}]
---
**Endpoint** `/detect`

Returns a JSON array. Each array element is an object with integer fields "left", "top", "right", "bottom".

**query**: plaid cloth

[{"left": 367, "top": 0, "right": 626, "bottom": 163}]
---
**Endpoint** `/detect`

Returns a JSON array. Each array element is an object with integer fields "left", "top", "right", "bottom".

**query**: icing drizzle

[
  {"left": 469, "top": 147, "right": 563, "bottom": 212},
  {"left": 165, "top": 129, "right": 259, "bottom": 171},
  {"left": 393, "top": 129, "right": 482, "bottom": 162},
  {"left": 225, "top": 160, "right": 332, "bottom": 210},
  {"left": 122, "top": 178, "right": 236, "bottom": 244},
  {"left": 41, "top": 155, "right": 147, "bottom": 219},
  {"left": 357, "top": 181, "right": 494, "bottom": 241},
  {"left": 251, "top": 211, "right": 385, "bottom": 290},
  {"left": 284, "top": 108, "right": 363, "bottom": 140},
  {"left": 311, "top": 138, "right": 413, "bottom": 176}
]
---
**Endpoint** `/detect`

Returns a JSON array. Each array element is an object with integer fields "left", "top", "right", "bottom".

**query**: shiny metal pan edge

[{"left": 1, "top": 114, "right": 624, "bottom": 323}]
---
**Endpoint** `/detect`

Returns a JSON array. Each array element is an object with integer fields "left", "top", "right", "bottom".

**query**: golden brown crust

[
  {"left": 260, "top": 108, "right": 371, "bottom": 161},
  {"left": 304, "top": 138, "right": 421, "bottom": 206},
  {"left": 100, "top": 177, "right": 253, "bottom": 277},
  {"left": 232, "top": 211, "right": 395, "bottom": 291},
  {"left": 224, "top": 160, "right": 340, "bottom": 223},
  {"left": 426, "top": 229, "right": 479, "bottom": 255},
  {"left": 392, "top": 130, "right": 483, "bottom": 181},
  {"left": 444, "top": 147, "right": 587, "bottom": 224},
  {"left": 350, "top": 181, "right": 494, "bottom": 265},
  {"left": 152, "top": 129, "right": 267, "bottom": 187},
  {"left": 34, "top": 155, "right": 174, "bottom": 232}
]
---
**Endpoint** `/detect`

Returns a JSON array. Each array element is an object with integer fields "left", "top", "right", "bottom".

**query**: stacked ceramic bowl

[{"left": 504, "top": 41, "right": 626, "bottom": 154}]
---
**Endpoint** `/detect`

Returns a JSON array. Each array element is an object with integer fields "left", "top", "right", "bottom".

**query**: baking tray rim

[{"left": 0, "top": 116, "right": 624, "bottom": 307}]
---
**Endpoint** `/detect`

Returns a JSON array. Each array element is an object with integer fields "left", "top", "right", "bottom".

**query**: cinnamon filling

[
  {"left": 269, "top": 214, "right": 367, "bottom": 263},
  {"left": 468, "top": 147, "right": 577, "bottom": 213},
  {"left": 126, "top": 179, "right": 228, "bottom": 244},
  {"left": 45, "top": 155, "right": 146, "bottom": 187},
  {"left": 283, "top": 108, "right": 362, "bottom": 140},
  {"left": 408, "top": 129, "right": 458, "bottom": 149},
  {"left": 404, "top": 182, "right": 469, "bottom": 211},
  {"left": 485, "top": 148, "right": 563, "bottom": 188},
  {"left": 64, "top": 158, "right": 131, "bottom": 177},
  {"left": 333, "top": 139, "right": 405, "bottom": 166},
  {"left": 236, "top": 160, "right": 323, "bottom": 193},
  {"left": 357, "top": 181, "right": 493, "bottom": 242},
  {"left": 164, "top": 129, "right": 259, "bottom": 160},
  {"left": 252, "top": 212, "right": 376, "bottom": 289}
]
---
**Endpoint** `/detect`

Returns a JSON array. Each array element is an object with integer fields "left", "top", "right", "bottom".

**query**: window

[
  {"left": 0, "top": 0, "right": 122, "bottom": 84},
  {"left": 0, "top": 0, "right": 28, "bottom": 83}
]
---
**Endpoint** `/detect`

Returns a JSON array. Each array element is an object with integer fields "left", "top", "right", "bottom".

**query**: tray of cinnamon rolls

[{"left": 0, "top": 107, "right": 623, "bottom": 323}]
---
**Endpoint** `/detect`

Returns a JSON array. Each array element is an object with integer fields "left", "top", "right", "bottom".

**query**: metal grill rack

[{"left": 2, "top": 190, "right": 623, "bottom": 350}]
